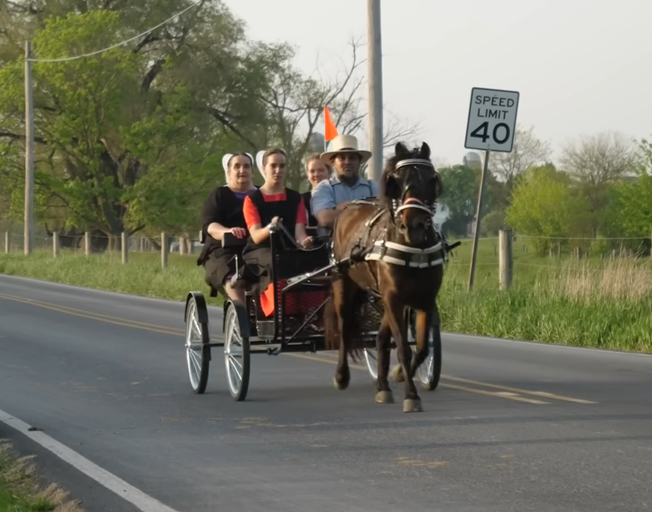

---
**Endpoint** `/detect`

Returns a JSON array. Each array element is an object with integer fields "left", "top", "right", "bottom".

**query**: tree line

[
  {"left": 437, "top": 127, "right": 652, "bottom": 256},
  {"left": 1, "top": 1, "right": 649, "bottom": 257},
  {"left": 0, "top": 0, "right": 419, "bottom": 250}
]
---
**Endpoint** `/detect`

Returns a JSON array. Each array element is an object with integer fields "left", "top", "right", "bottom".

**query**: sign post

[{"left": 464, "top": 87, "right": 519, "bottom": 291}]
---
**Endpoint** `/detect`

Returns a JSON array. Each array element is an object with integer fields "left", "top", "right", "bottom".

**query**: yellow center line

[
  {"left": 288, "top": 352, "right": 596, "bottom": 405},
  {"left": 0, "top": 292, "right": 597, "bottom": 406},
  {"left": 286, "top": 353, "right": 549, "bottom": 405},
  {"left": 0, "top": 293, "right": 184, "bottom": 336},
  {"left": 440, "top": 374, "right": 597, "bottom": 404}
]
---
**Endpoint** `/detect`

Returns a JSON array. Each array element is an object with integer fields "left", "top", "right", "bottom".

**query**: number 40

[{"left": 470, "top": 122, "right": 510, "bottom": 144}]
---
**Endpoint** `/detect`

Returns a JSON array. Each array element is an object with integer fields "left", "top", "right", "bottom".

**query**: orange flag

[{"left": 324, "top": 107, "right": 338, "bottom": 141}]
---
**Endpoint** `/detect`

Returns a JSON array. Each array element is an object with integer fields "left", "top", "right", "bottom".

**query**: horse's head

[{"left": 380, "top": 142, "right": 442, "bottom": 246}]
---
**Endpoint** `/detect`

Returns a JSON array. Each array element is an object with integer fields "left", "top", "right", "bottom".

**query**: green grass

[
  {"left": 1, "top": 237, "right": 651, "bottom": 353},
  {"left": 0, "top": 249, "right": 212, "bottom": 303},
  {"left": 0, "top": 442, "right": 83, "bottom": 512}
]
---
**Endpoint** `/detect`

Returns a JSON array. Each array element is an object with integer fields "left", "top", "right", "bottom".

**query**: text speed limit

[{"left": 464, "top": 88, "right": 519, "bottom": 153}]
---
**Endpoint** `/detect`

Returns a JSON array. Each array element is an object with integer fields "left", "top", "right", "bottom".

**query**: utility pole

[
  {"left": 366, "top": 0, "right": 383, "bottom": 182},
  {"left": 24, "top": 41, "right": 34, "bottom": 255}
]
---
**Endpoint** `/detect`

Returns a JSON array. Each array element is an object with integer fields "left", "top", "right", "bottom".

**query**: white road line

[{"left": 0, "top": 408, "right": 181, "bottom": 512}]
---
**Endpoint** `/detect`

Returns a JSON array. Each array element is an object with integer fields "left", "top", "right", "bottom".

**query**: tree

[
  {"left": 437, "top": 165, "right": 476, "bottom": 236},
  {"left": 599, "top": 137, "right": 652, "bottom": 253},
  {"left": 437, "top": 164, "right": 506, "bottom": 237},
  {"left": 0, "top": 2, "right": 304, "bottom": 247},
  {"left": 560, "top": 131, "right": 636, "bottom": 236},
  {"left": 489, "top": 125, "right": 551, "bottom": 188},
  {"left": 505, "top": 164, "right": 592, "bottom": 254},
  {"left": 561, "top": 130, "right": 636, "bottom": 187},
  {"left": 260, "top": 38, "right": 423, "bottom": 192}
]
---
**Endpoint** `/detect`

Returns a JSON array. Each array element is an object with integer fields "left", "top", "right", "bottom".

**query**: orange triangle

[{"left": 324, "top": 107, "right": 338, "bottom": 141}]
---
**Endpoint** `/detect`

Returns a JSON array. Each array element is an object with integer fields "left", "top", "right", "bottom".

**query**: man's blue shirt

[{"left": 311, "top": 175, "right": 379, "bottom": 216}]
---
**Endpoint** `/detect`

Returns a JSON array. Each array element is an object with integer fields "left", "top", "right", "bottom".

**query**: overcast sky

[{"left": 223, "top": 0, "right": 652, "bottom": 165}]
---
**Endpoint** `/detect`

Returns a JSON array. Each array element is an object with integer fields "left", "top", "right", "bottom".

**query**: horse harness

[{"left": 345, "top": 158, "right": 449, "bottom": 270}]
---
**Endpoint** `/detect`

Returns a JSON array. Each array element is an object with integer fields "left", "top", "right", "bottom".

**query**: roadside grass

[
  {"left": 0, "top": 249, "right": 209, "bottom": 303},
  {"left": 0, "top": 441, "right": 83, "bottom": 512},
  {"left": 1, "top": 238, "right": 651, "bottom": 352}
]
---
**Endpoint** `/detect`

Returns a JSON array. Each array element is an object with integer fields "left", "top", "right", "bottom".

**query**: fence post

[
  {"left": 4, "top": 232, "right": 9, "bottom": 253},
  {"left": 121, "top": 231, "right": 128, "bottom": 264},
  {"left": 179, "top": 236, "right": 186, "bottom": 256},
  {"left": 499, "top": 229, "right": 513, "bottom": 291},
  {"left": 161, "top": 232, "right": 168, "bottom": 268},
  {"left": 53, "top": 232, "right": 60, "bottom": 258},
  {"left": 84, "top": 232, "right": 91, "bottom": 256}
]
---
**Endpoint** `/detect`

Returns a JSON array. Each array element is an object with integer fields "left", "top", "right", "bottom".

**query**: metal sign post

[{"left": 464, "top": 87, "right": 520, "bottom": 291}]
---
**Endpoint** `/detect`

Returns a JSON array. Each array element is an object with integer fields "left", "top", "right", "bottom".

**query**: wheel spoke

[
  {"left": 228, "top": 355, "right": 243, "bottom": 381},
  {"left": 189, "top": 348, "right": 202, "bottom": 374},
  {"left": 192, "top": 316, "right": 202, "bottom": 338}
]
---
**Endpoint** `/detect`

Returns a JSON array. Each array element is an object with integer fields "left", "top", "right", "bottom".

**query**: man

[{"left": 311, "top": 134, "right": 378, "bottom": 229}]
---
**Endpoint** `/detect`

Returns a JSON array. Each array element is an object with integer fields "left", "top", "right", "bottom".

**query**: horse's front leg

[
  {"left": 375, "top": 314, "right": 394, "bottom": 404},
  {"left": 333, "top": 277, "right": 353, "bottom": 390},
  {"left": 385, "top": 295, "right": 422, "bottom": 412}
]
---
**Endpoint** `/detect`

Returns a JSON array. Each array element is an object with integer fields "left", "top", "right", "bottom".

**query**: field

[{"left": 1, "top": 234, "right": 651, "bottom": 353}]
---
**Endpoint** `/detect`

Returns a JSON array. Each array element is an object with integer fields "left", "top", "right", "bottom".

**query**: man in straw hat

[{"left": 311, "top": 134, "right": 378, "bottom": 228}]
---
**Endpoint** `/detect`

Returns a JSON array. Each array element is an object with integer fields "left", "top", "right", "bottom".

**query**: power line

[{"left": 27, "top": 0, "right": 203, "bottom": 63}]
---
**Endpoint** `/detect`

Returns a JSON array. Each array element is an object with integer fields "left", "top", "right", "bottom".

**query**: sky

[{"left": 223, "top": 0, "right": 652, "bottom": 166}]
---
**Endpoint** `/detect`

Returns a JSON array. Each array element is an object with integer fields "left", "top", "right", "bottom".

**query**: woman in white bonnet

[{"left": 196, "top": 152, "right": 257, "bottom": 303}]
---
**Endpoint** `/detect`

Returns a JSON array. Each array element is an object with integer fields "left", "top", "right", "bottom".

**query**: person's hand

[
  {"left": 267, "top": 216, "right": 281, "bottom": 233},
  {"left": 230, "top": 227, "right": 247, "bottom": 239},
  {"left": 300, "top": 236, "right": 313, "bottom": 248}
]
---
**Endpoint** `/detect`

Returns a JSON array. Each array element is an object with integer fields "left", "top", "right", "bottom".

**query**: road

[{"left": 1, "top": 274, "right": 651, "bottom": 512}]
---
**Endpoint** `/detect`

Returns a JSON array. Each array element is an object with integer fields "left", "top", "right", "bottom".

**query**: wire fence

[{"left": 2, "top": 222, "right": 652, "bottom": 293}]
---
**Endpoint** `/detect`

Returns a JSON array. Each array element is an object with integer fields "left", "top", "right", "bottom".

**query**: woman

[
  {"left": 240, "top": 147, "right": 312, "bottom": 316},
  {"left": 301, "top": 154, "right": 331, "bottom": 227},
  {"left": 196, "top": 152, "right": 257, "bottom": 303}
]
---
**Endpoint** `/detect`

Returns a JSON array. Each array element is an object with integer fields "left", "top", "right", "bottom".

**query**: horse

[{"left": 324, "top": 141, "right": 445, "bottom": 413}]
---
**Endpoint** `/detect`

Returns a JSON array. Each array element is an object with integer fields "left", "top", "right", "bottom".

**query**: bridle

[{"left": 388, "top": 158, "right": 440, "bottom": 232}]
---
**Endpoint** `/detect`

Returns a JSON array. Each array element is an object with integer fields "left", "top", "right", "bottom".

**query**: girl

[{"left": 241, "top": 147, "right": 312, "bottom": 316}]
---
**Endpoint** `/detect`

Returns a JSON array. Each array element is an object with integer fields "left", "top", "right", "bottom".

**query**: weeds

[{"left": 0, "top": 441, "right": 84, "bottom": 512}]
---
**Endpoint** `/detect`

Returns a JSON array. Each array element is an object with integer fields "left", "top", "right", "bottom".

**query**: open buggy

[
  {"left": 184, "top": 140, "right": 457, "bottom": 412},
  {"left": 184, "top": 219, "right": 454, "bottom": 402}
]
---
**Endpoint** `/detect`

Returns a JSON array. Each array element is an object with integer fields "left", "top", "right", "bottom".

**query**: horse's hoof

[
  {"left": 375, "top": 390, "right": 394, "bottom": 404},
  {"left": 403, "top": 398, "right": 423, "bottom": 413},
  {"left": 390, "top": 364, "right": 405, "bottom": 383},
  {"left": 333, "top": 375, "right": 349, "bottom": 390}
]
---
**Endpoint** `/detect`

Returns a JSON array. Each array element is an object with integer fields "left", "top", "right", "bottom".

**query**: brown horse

[{"left": 324, "top": 141, "right": 446, "bottom": 413}]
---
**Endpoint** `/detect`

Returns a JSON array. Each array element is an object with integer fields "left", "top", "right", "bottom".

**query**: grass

[
  {"left": 1, "top": 237, "right": 651, "bottom": 353},
  {"left": 0, "top": 441, "right": 84, "bottom": 512}
]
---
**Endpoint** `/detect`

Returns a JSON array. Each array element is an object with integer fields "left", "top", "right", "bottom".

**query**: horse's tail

[
  {"left": 323, "top": 292, "right": 340, "bottom": 351},
  {"left": 345, "top": 289, "right": 368, "bottom": 364}
]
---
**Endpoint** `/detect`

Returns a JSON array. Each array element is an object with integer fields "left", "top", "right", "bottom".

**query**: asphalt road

[{"left": 1, "top": 274, "right": 652, "bottom": 512}]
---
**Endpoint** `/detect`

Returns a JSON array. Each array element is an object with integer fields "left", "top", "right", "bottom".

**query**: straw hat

[{"left": 319, "top": 134, "right": 372, "bottom": 165}]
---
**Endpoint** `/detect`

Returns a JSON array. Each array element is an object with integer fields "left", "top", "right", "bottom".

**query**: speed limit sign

[{"left": 464, "top": 87, "right": 519, "bottom": 153}]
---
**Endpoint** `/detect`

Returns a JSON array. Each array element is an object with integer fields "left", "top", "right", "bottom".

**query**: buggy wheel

[
  {"left": 417, "top": 313, "right": 442, "bottom": 391},
  {"left": 185, "top": 293, "right": 210, "bottom": 394},
  {"left": 224, "top": 301, "right": 250, "bottom": 402}
]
